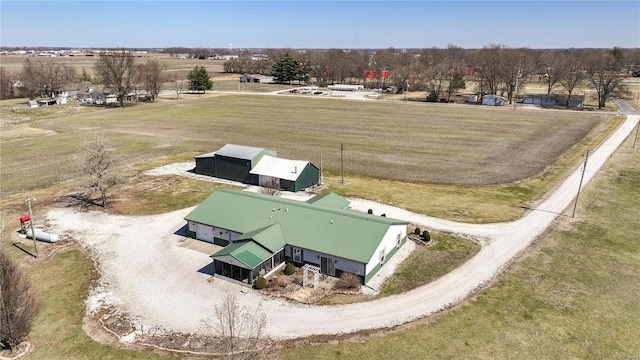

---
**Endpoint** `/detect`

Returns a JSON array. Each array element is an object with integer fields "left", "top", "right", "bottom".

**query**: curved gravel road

[{"left": 45, "top": 100, "right": 639, "bottom": 340}]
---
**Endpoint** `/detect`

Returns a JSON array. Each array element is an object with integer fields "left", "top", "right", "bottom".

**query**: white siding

[
  {"left": 188, "top": 221, "right": 241, "bottom": 243},
  {"left": 364, "top": 224, "right": 407, "bottom": 280},
  {"left": 286, "top": 245, "right": 366, "bottom": 276}
]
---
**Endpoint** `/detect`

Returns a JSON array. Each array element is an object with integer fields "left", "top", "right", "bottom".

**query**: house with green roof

[{"left": 184, "top": 189, "right": 408, "bottom": 286}]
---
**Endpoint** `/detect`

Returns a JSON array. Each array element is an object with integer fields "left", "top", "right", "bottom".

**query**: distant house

[
  {"left": 75, "top": 84, "right": 135, "bottom": 105},
  {"left": 249, "top": 155, "right": 320, "bottom": 192},
  {"left": 481, "top": 95, "right": 506, "bottom": 106},
  {"left": 37, "top": 97, "right": 67, "bottom": 106},
  {"left": 522, "top": 93, "right": 584, "bottom": 108},
  {"left": 184, "top": 189, "right": 409, "bottom": 286},
  {"left": 239, "top": 74, "right": 273, "bottom": 83}
]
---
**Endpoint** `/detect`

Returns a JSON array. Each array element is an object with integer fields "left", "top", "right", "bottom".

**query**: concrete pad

[{"left": 179, "top": 238, "right": 222, "bottom": 255}]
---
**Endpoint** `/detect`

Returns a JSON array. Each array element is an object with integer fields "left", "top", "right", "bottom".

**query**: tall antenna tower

[{"left": 228, "top": 43, "right": 233, "bottom": 52}]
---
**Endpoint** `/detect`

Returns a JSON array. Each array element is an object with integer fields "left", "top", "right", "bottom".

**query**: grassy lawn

[
  {"left": 378, "top": 234, "right": 480, "bottom": 297},
  {"left": 279, "top": 123, "right": 640, "bottom": 359}
]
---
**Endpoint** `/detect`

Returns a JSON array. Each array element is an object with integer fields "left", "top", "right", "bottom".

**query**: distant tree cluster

[{"left": 223, "top": 45, "right": 638, "bottom": 109}]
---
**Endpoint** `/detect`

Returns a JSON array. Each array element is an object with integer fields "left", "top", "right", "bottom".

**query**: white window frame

[
  {"left": 379, "top": 247, "right": 386, "bottom": 265},
  {"left": 293, "top": 247, "right": 302, "bottom": 263}
]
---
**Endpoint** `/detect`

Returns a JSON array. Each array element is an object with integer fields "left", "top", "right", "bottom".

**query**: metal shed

[
  {"left": 194, "top": 144, "right": 276, "bottom": 185},
  {"left": 249, "top": 155, "right": 320, "bottom": 192}
]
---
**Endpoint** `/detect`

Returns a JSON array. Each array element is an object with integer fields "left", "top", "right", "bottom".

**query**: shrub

[
  {"left": 423, "top": 230, "right": 431, "bottom": 242},
  {"left": 254, "top": 276, "right": 267, "bottom": 290},
  {"left": 414, "top": 227, "right": 421, "bottom": 235},
  {"left": 284, "top": 263, "right": 295, "bottom": 276},
  {"left": 367, "top": 209, "right": 373, "bottom": 214},
  {"left": 334, "top": 272, "right": 362, "bottom": 291},
  {"left": 381, "top": 213, "right": 386, "bottom": 217}
]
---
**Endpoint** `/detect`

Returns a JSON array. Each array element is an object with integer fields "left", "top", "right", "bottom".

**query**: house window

[
  {"left": 396, "top": 233, "right": 402, "bottom": 248},
  {"left": 293, "top": 248, "right": 302, "bottom": 263},
  {"left": 379, "top": 247, "right": 386, "bottom": 265}
]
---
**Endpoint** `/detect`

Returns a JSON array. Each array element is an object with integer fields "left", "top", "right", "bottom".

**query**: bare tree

[
  {"left": 259, "top": 179, "right": 280, "bottom": 196},
  {"left": 557, "top": 51, "right": 585, "bottom": 108},
  {"left": 0, "top": 250, "right": 41, "bottom": 352},
  {"left": 201, "top": 292, "right": 268, "bottom": 360},
  {"left": 584, "top": 49, "right": 627, "bottom": 109},
  {"left": 540, "top": 50, "right": 567, "bottom": 94},
  {"left": 19, "top": 58, "right": 77, "bottom": 99},
  {"left": 0, "top": 67, "right": 16, "bottom": 100},
  {"left": 138, "top": 60, "right": 166, "bottom": 102},
  {"left": 94, "top": 50, "right": 138, "bottom": 107},
  {"left": 78, "top": 135, "right": 121, "bottom": 209},
  {"left": 168, "top": 74, "right": 187, "bottom": 100}
]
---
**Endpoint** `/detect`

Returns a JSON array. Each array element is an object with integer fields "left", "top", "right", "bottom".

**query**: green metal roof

[
  {"left": 185, "top": 189, "right": 407, "bottom": 264},
  {"left": 211, "top": 240, "right": 273, "bottom": 269},
  {"left": 232, "top": 223, "right": 286, "bottom": 253},
  {"left": 306, "top": 193, "right": 351, "bottom": 209}
]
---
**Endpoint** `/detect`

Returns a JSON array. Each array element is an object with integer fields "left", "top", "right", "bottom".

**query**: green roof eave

[{"left": 211, "top": 240, "right": 273, "bottom": 269}]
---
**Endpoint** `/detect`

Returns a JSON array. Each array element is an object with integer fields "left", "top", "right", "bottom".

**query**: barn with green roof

[{"left": 184, "top": 189, "right": 408, "bottom": 286}]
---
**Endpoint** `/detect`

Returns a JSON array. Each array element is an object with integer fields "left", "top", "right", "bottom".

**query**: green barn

[
  {"left": 249, "top": 155, "right": 320, "bottom": 192},
  {"left": 194, "top": 144, "right": 276, "bottom": 185}
]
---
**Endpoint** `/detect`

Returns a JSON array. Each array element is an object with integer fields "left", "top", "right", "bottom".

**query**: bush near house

[
  {"left": 414, "top": 227, "right": 422, "bottom": 235},
  {"left": 423, "top": 230, "right": 431, "bottom": 242},
  {"left": 334, "top": 272, "right": 362, "bottom": 291},
  {"left": 254, "top": 276, "right": 267, "bottom": 290},
  {"left": 284, "top": 263, "right": 296, "bottom": 276}
]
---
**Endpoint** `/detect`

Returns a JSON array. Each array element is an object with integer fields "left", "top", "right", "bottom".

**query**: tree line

[
  {"left": 2, "top": 46, "right": 638, "bottom": 109},
  {"left": 230, "top": 45, "right": 640, "bottom": 108}
]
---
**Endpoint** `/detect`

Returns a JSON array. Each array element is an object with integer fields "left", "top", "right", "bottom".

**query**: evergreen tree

[
  {"left": 187, "top": 66, "right": 214, "bottom": 93},
  {"left": 272, "top": 53, "right": 309, "bottom": 84}
]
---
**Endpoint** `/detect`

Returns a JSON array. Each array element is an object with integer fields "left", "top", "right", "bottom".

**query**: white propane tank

[{"left": 26, "top": 229, "right": 59, "bottom": 243}]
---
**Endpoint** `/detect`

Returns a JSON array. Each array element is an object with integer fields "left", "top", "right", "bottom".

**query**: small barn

[
  {"left": 194, "top": 144, "right": 276, "bottom": 185},
  {"left": 239, "top": 74, "right": 274, "bottom": 83},
  {"left": 249, "top": 155, "right": 320, "bottom": 192},
  {"left": 482, "top": 95, "right": 506, "bottom": 106}
]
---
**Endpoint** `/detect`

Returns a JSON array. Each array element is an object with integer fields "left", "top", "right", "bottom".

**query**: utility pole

[
  {"left": 572, "top": 150, "right": 589, "bottom": 218},
  {"left": 25, "top": 197, "right": 38, "bottom": 258},
  {"left": 340, "top": 143, "right": 344, "bottom": 184}
]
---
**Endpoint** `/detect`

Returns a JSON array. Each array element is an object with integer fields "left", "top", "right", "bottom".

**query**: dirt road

[{"left": 45, "top": 102, "right": 639, "bottom": 340}]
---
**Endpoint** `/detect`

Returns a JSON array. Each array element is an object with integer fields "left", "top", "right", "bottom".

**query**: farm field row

[{"left": 0, "top": 94, "right": 620, "bottom": 223}]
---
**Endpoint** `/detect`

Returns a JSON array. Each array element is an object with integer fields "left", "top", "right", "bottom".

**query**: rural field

[
  {"left": 280, "top": 124, "right": 640, "bottom": 359},
  {"left": 0, "top": 92, "right": 620, "bottom": 223},
  {"left": 0, "top": 74, "right": 633, "bottom": 359}
]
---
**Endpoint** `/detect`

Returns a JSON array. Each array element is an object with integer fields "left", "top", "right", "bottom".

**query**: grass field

[
  {"left": 0, "top": 93, "right": 620, "bottom": 223},
  {"left": 279, "top": 121, "right": 640, "bottom": 359}
]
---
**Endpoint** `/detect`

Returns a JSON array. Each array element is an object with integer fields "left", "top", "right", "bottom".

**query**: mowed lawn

[
  {"left": 1, "top": 94, "right": 620, "bottom": 223},
  {"left": 279, "top": 122, "right": 640, "bottom": 359}
]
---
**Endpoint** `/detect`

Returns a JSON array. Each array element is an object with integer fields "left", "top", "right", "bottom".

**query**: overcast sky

[{"left": 1, "top": 1, "right": 638, "bottom": 49}]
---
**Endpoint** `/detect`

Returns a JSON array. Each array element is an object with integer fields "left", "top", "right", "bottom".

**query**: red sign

[
  {"left": 20, "top": 215, "right": 30, "bottom": 223},
  {"left": 366, "top": 71, "right": 375, "bottom": 78},
  {"left": 382, "top": 70, "right": 389, "bottom": 78}
]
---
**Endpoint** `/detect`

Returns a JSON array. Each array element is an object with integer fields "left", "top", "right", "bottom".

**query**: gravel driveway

[{"left": 45, "top": 103, "right": 639, "bottom": 340}]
